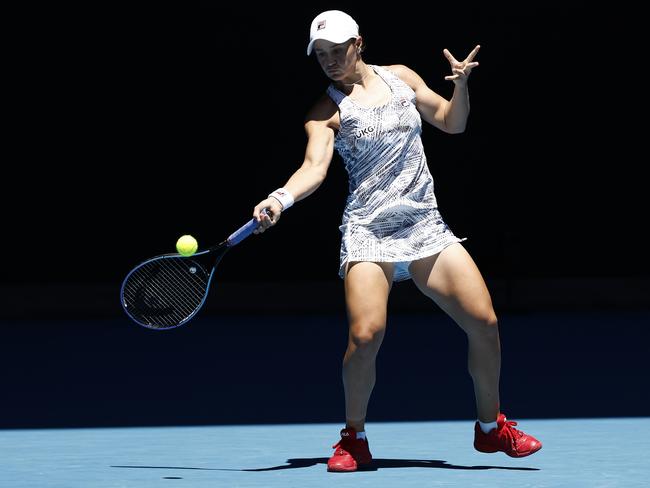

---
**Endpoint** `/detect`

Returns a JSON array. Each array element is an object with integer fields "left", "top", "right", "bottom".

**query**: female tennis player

[{"left": 253, "top": 10, "right": 541, "bottom": 472}]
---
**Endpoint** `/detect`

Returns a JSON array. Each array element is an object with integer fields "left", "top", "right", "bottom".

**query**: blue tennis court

[{"left": 2, "top": 418, "right": 649, "bottom": 487}]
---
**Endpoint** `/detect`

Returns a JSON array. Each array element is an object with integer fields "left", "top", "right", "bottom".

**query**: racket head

[{"left": 120, "top": 248, "right": 221, "bottom": 330}]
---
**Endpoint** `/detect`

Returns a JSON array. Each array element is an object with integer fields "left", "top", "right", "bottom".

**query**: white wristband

[{"left": 268, "top": 188, "right": 294, "bottom": 210}]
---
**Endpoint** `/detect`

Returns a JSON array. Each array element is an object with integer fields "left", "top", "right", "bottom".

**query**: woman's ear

[{"left": 356, "top": 37, "right": 363, "bottom": 54}]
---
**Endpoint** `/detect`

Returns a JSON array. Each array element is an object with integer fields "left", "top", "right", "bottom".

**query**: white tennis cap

[{"left": 307, "top": 10, "right": 359, "bottom": 56}]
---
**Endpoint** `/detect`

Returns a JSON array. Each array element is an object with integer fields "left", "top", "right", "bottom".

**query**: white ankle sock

[
  {"left": 479, "top": 420, "right": 498, "bottom": 434},
  {"left": 356, "top": 431, "right": 366, "bottom": 440}
]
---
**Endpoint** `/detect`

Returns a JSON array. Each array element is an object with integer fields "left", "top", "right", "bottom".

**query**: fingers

[
  {"left": 444, "top": 67, "right": 466, "bottom": 81},
  {"left": 253, "top": 199, "right": 282, "bottom": 234},
  {"left": 444, "top": 60, "right": 479, "bottom": 82},
  {"left": 444, "top": 44, "right": 481, "bottom": 71},
  {"left": 253, "top": 211, "right": 271, "bottom": 234},
  {"left": 253, "top": 199, "right": 274, "bottom": 222},
  {"left": 443, "top": 48, "right": 458, "bottom": 65},
  {"left": 465, "top": 44, "right": 481, "bottom": 62}
]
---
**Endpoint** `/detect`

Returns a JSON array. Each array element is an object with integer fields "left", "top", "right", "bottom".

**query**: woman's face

[{"left": 313, "top": 39, "right": 358, "bottom": 81}]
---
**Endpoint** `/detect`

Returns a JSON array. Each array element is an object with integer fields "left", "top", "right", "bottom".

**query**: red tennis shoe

[
  {"left": 327, "top": 427, "right": 373, "bottom": 472},
  {"left": 474, "top": 413, "right": 542, "bottom": 458}
]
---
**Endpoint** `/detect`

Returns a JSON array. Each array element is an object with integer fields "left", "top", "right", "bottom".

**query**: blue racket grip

[{"left": 227, "top": 209, "right": 268, "bottom": 246}]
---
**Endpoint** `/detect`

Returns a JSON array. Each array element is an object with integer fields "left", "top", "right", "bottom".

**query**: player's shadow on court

[
  {"left": 237, "top": 457, "right": 540, "bottom": 471},
  {"left": 112, "top": 458, "right": 540, "bottom": 472}
]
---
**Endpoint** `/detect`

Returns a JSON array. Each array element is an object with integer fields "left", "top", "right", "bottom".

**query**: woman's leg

[
  {"left": 409, "top": 243, "right": 500, "bottom": 422},
  {"left": 342, "top": 261, "right": 394, "bottom": 432}
]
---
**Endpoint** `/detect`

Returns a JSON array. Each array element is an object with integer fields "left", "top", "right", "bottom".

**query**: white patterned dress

[{"left": 327, "top": 65, "right": 465, "bottom": 281}]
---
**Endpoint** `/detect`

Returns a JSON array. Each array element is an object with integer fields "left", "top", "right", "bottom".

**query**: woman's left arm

[{"left": 388, "top": 45, "right": 480, "bottom": 134}]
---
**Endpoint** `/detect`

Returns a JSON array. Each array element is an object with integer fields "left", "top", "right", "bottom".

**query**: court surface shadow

[{"left": 112, "top": 458, "right": 540, "bottom": 472}]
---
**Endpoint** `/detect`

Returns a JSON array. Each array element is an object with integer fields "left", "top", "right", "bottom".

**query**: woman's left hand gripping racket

[{"left": 120, "top": 211, "right": 267, "bottom": 330}]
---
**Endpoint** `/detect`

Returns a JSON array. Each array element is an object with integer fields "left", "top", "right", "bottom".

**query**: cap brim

[{"left": 306, "top": 34, "right": 358, "bottom": 56}]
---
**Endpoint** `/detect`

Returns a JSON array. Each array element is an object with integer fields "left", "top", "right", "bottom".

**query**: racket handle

[{"left": 227, "top": 210, "right": 268, "bottom": 246}]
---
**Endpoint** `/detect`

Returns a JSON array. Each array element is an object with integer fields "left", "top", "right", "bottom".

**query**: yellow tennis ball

[{"left": 176, "top": 235, "right": 198, "bottom": 256}]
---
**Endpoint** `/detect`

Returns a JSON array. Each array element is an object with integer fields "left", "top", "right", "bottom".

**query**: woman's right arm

[{"left": 253, "top": 98, "right": 338, "bottom": 232}]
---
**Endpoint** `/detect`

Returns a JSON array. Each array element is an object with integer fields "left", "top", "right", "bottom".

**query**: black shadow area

[{"left": 111, "top": 458, "right": 540, "bottom": 472}]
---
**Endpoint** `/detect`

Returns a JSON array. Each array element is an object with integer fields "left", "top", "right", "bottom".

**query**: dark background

[
  {"left": 5, "top": 3, "right": 647, "bottom": 285},
  {"left": 2, "top": 4, "right": 648, "bottom": 429}
]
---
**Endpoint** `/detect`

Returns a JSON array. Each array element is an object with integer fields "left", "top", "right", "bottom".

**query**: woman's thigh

[{"left": 409, "top": 244, "right": 497, "bottom": 332}]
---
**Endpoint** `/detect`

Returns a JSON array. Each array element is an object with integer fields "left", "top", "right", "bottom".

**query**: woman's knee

[
  {"left": 465, "top": 309, "right": 499, "bottom": 338},
  {"left": 349, "top": 320, "right": 386, "bottom": 353}
]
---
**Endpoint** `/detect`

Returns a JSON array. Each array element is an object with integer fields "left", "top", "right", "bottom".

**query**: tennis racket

[{"left": 120, "top": 211, "right": 267, "bottom": 330}]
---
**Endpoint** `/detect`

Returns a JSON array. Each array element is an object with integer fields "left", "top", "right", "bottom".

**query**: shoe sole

[
  {"left": 327, "top": 461, "right": 373, "bottom": 472},
  {"left": 475, "top": 443, "right": 542, "bottom": 458}
]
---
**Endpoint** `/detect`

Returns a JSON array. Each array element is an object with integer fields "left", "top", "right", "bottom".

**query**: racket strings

[
  {"left": 159, "top": 259, "right": 207, "bottom": 306},
  {"left": 122, "top": 257, "right": 210, "bottom": 328}
]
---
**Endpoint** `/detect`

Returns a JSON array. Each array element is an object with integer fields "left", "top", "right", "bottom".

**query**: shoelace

[
  {"left": 332, "top": 440, "right": 349, "bottom": 455},
  {"left": 499, "top": 419, "right": 525, "bottom": 448},
  {"left": 332, "top": 437, "right": 362, "bottom": 455},
  {"left": 332, "top": 440, "right": 343, "bottom": 453}
]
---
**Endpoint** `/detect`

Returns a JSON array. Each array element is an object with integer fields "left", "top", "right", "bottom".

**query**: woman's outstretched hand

[{"left": 444, "top": 44, "right": 480, "bottom": 85}]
